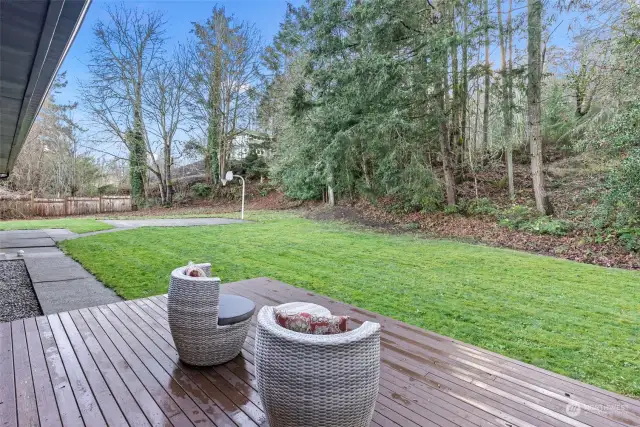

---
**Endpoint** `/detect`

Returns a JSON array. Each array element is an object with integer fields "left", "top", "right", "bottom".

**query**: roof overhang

[{"left": 0, "top": 0, "right": 91, "bottom": 178}]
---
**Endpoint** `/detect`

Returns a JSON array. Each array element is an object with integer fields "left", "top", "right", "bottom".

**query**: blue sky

[
  {"left": 60, "top": 0, "right": 583, "bottom": 108},
  {"left": 58, "top": 0, "right": 304, "bottom": 106},
  {"left": 58, "top": 0, "right": 583, "bottom": 159}
]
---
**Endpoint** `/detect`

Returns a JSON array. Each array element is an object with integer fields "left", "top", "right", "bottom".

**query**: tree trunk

[
  {"left": 507, "top": 0, "right": 515, "bottom": 198},
  {"left": 483, "top": 0, "right": 491, "bottom": 150},
  {"left": 461, "top": 1, "right": 469, "bottom": 168},
  {"left": 327, "top": 170, "right": 335, "bottom": 206},
  {"left": 527, "top": 0, "right": 552, "bottom": 214},
  {"left": 437, "top": 54, "right": 456, "bottom": 206},
  {"left": 128, "top": 128, "right": 146, "bottom": 210},
  {"left": 327, "top": 185, "right": 335, "bottom": 206},
  {"left": 130, "top": 59, "right": 148, "bottom": 209},
  {"left": 506, "top": 148, "right": 514, "bottom": 197},
  {"left": 499, "top": 0, "right": 515, "bottom": 199},
  {"left": 218, "top": 135, "right": 227, "bottom": 183},
  {"left": 164, "top": 139, "right": 173, "bottom": 205},
  {"left": 128, "top": 92, "right": 147, "bottom": 211},
  {"left": 451, "top": 7, "right": 461, "bottom": 172},
  {"left": 207, "top": 47, "right": 223, "bottom": 186}
]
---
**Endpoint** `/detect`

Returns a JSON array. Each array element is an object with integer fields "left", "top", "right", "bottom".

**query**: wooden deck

[{"left": 1, "top": 278, "right": 638, "bottom": 427}]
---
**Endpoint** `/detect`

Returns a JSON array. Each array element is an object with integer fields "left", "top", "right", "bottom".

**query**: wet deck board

[{"left": 0, "top": 277, "right": 638, "bottom": 426}]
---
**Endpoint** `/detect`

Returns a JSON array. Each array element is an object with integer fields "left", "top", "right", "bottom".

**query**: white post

[
  {"left": 225, "top": 171, "right": 246, "bottom": 220},
  {"left": 235, "top": 175, "right": 245, "bottom": 220}
]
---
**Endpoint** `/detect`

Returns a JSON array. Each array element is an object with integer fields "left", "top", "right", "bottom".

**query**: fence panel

[
  {"left": 33, "top": 198, "right": 66, "bottom": 217},
  {"left": 0, "top": 196, "right": 132, "bottom": 219},
  {"left": 66, "top": 197, "right": 100, "bottom": 215},
  {"left": 0, "top": 197, "right": 32, "bottom": 219},
  {"left": 100, "top": 196, "right": 131, "bottom": 213}
]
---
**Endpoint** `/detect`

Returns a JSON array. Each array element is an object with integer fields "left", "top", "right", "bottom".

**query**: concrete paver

[
  {"left": 0, "top": 246, "right": 64, "bottom": 259},
  {"left": 24, "top": 257, "right": 93, "bottom": 283},
  {"left": 0, "top": 237, "right": 55, "bottom": 248},
  {"left": 33, "top": 278, "right": 121, "bottom": 314}
]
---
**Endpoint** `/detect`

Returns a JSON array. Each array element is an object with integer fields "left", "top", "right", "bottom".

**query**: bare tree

[
  {"left": 188, "top": 6, "right": 262, "bottom": 185},
  {"left": 8, "top": 74, "right": 102, "bottom": 198},
  {"left": 143, "top": 51, "right": 190, "bottom": 205},
  {"left": 81, "top": 4, "right": 165, "bottom": 208}
]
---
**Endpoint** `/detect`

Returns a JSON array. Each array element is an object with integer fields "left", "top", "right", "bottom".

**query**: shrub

[
  {"left": 258, "top": 181, "right": 276, "bottom": 197},
  {"left": 466, "top": 198, "right": 498, "bottom": 216},
  {"left": 444, "top": 205, "right": 460, "bottom": 215},
  {"left": 595, "top": 149, "right": 640, "bottom": 228},
  {"left": 498, "top": 205, "right": 536, "bottom": 229},
  {"left": 498, "top": 205, "right": 573, "bottom": 236},
  {"left": 191, "top": 182, "right": 212, "bottom": 198},
  {"left": 617, "top": 228, "right": 640, "bottom": 252},
  {"left": 519, "top": 217, "right": 574, "bottom": 236},
  {"left": 580, "top": 103, "right": 640, "bottom": 246}
]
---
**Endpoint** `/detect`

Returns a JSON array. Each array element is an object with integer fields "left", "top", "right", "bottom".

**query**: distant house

[{"left": 231, "top": 130, "right": 272, "bottom": 161}]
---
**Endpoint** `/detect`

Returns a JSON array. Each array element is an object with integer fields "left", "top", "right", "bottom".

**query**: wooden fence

[{"left": 0, "top": 196, "right": 131, "bottom": 219}]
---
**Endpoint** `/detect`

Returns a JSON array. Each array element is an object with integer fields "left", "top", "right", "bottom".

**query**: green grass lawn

[
  {"left": 0, "top": 218, "right": 113, "bottom": 233},
  {"left": 59, "top": 217, "right": 640, "bottom": 397}
]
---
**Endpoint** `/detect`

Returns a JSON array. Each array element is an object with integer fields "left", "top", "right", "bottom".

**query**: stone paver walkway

[
  {"left": 101, "top": 217, "right": 244, "bottom": 228},
  {"left": 56, "top": 217, "right": 246, "bottom": 241}
]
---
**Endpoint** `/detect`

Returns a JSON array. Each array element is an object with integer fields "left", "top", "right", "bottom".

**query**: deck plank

[
  {"left": 35, "top": 316, "right": 83, "bottom": 427},
  {"left": 59, "top": 311, "right": 150, "bottom": 427},
  {"left": 45, "top": 314, "right": 107, "bottom": 427},
  {"left": 23, "top": 317, "right": 61, "bottom": 427},
  {"left": 12, "top": 320, "right": 39, "bottom": 427},
  {"left": 68, "top": 309, "right": 166, "bottom": 427},
  {"left": 75, "top": 308, "right": 187, "bottom": 426},
  {"left": 0, "top": 322, "right": 17, "bottom": 427},
  {"left": 87, "top": 305, "right": 201, "bottom": 427},
  {"left": 125, "top": 300, "right": 259, "bottom": 427},
  {"left": 107, "top": 303, "right": 237, "bottom": 426},
  {"left": 2, "top": 277, "right": 639, "bottom": 426},
  {"left": 105, "top": 302, "right": 249, "bottom": 427}
]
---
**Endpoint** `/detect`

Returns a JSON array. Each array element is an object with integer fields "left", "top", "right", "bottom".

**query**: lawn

[
  {"left": 59, "top": 216, "right": 640, "bottom": 397},
  {"left": 0, "top": 218, "right": 113, "bottom": 233}
]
